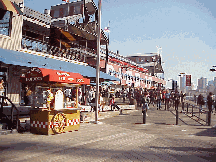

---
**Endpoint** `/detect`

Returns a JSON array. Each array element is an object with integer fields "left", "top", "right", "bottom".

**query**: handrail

[{"left": 0, "top": 96, "right": 20, "bottom": 130}]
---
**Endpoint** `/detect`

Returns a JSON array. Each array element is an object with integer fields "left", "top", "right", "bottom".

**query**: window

[{"left": 0, "top": 9, "right": 11, "bottom": 36}]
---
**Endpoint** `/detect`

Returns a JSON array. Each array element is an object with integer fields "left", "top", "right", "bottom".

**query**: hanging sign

[{"left": 186, "top": 75, "right": 191, "bottom": 86}]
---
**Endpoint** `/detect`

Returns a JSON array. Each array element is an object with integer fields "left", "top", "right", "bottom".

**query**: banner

[{"left": 186, "top": 75, "right": 191, "bottom": 86}]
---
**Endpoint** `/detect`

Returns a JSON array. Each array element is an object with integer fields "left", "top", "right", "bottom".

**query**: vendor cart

[{"left": 20, "top": 67, "right": 90, "bottom": 135}]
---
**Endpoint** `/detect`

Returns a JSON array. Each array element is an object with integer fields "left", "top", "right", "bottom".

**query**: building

[
  {"left": 126, "top": 53, "right": 165, "bottom": 88},
  {"left": 197, "top": 77, "right": 207, "bottom": 92},
  {"left": 0, "top": 0, "right": 165, "bottom": 105},
  {"left": 179, "top": 74, "right": 186, "bottom": 93}
]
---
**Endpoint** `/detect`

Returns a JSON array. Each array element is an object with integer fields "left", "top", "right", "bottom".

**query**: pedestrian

[
  {"left": 194, "top": 94, "right": 197, "bottom": 104},
  {"left": 197, "top": 94, "right": 205, "bottom": 112},
  {"left": 122, "top": 88, "right": 126, "bottom": 103},
  {"left": 0, "top": 79, "right": 4, "bottom": 104},
  {"left": 149, "top": 89, "right": 155, "bottom": 107},
  {"left": 207, "top": 92, "right": 214, "bottom": 113},
  {"left": 156, "top": 89, "right": 162, "bottom": 110},
  {"left": 180, "top": 91, "right": 184, "bottom": 103},
  {"left": 165, "top": 89, "right": 171, "bottom": 110},
  {"left": 174, "top": 90, "right": 180, "bottom": 110},
  {"left": 109, "top": 96, "right": 120, "bottom": 111},
  {"left": 24, "top": 86, "right": 32, "bottom": 106},
  {"left": 141, "top": 93, "right": 149, "bottom": 116}
]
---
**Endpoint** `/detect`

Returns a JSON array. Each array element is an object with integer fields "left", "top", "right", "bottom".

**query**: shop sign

[
  {"left": 56, "top": 72, "right": 70, "bottom": 76},
  {"left": 59, "top": 77, "right": 66, "bottom": 81},
  {"left": 26, "top": 77, "right": 43, "bottom": 82},
  {"left": 27, "top": 67, "right": 42, "bottom": 74},
  {"left": 68, "top": 78, "right": 74, "bottom": 81},
  {"left": 76, "top": 78, "right": 84, "bottom": 83}
]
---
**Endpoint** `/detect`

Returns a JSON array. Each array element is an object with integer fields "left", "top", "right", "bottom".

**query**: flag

[
  {"left": 104, "top": 27, "right": 110, "bottom": 33},
  {"left": 186, "top": 75, "right": 191, "bottom": 86},
  {"left": 62, "top": 0, "right": 69, "bottom": 2}
]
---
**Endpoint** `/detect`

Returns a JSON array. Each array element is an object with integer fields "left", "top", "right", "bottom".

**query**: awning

[
  {"left": 20, "top": 67, "right": 90, "bottom": 85},
  {"left": 0, "top": 0, "right": 22, "bottom": 15},
  {"left": 0, "top": 48, "right": 120, "bottom": 81}
]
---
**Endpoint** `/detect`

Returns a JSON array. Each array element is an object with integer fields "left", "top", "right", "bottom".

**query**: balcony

[{"left": 23, "top": 6, "right": 51, "bottom": 25}]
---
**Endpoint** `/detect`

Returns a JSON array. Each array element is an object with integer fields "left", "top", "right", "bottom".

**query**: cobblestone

[{"left": 1, "top": 102, "right": 216, "bottom": 161}]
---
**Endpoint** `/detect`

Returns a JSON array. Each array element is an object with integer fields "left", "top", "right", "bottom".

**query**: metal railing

[
  {"left": 171, "top": 100, "right": 211, "bottom": 126},
  {"left": 0, "top": 96, "right": 20, "bottom": 130}
]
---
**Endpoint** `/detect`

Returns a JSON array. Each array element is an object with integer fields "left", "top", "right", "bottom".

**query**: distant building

[
  {"left": 126, "top": 53, "right": 164, "bottom": 87},
  {"left": 179, "top": 75, "right": 186, "bottom": 93},
  {"left": 197, "top": 77, "right": 207, "bottom": 92}
]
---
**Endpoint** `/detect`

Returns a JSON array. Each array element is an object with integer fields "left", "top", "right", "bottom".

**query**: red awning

[{"left": 20, "top": 68, "right": 90, "bottom": 85}]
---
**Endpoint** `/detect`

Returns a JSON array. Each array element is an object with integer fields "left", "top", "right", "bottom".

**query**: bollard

[
  {"left": 142, "top": 108, "right": 146, "bottom": 124},
  {"left": 208, "top": 111, "right": 211, "bottom": 126},
  {"left": 176, "top": 110, "right": 178, "bottom": 125},
  {"left": 119, "top": 109, "right": 123, "bottom": 115},
  {"left": 192, "top": 105, "right": 194, "bottom": 117},
  {"left": 187, "top": 103, "right": 189, "bottom": 113}
]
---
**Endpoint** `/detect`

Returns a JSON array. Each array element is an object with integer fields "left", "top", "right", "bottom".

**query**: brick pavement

[{"left": 0, "top": 101, "right": 216, "bottom": 161}]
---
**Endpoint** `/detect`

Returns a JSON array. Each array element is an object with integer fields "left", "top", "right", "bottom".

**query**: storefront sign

[
  {"left": 76, "top": 78, "right": 84, "bottom": 83},
  {"left": 27, "top": 67, "right": 42, "bottom": 74},
  {"left": 68, "top": 78, "right": 74, "bottom": 81},
  {"left": 56, "top": 72, "right": 70, "bottom": 76},
  {"left": 25, "top": 77, "right": 43, "bottom": 82}
]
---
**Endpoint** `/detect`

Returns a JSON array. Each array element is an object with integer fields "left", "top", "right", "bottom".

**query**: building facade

[{"left": 0, "top": 0, "right": 165, "bottom": 104}]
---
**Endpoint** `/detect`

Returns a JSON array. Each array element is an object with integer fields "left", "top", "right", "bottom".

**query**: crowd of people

[
  {"left": 82, "top": 86, "right": 187, "bottom": 112},
  {"left": 197, "top": 92, "right": 216, "bottom": 114}
]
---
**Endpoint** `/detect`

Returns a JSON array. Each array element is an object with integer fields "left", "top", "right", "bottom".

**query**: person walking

[
  {"left": 174, "top": 90, "right": 180, "bottom": 110},
  {"left": 207, "top": 92, "right": 214, "bottom": 113},
  {"left": 197, "top": 94, "right": 205, "bottom": 112},
  {"left": 149, "top": 89, "right": 155, "bottom": 107},
  {"left": 141, "top": 93, "right": 149, "bottom": 116},
  {"left": 156, "top": 89, "right": 162, "bottom": 110},
  {"left": 165, "top": 89, "right": 171, "bottom": 110}
]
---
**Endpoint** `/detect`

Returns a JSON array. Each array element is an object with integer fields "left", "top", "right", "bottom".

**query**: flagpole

[{"left": 95, "top": 0, "right": 102, "bottom": 123}]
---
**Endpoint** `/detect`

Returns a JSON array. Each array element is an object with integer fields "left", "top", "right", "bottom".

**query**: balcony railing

[{"left": 23, "top": 6, "right": 51, "bottom": 25}]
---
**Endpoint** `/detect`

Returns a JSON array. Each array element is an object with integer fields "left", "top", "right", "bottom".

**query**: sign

[
  {"left": 186, "top": 75, "right": 191, "bottom": 86},
  {"left": 54, "top": 90, "right": 64, "bottom": 110},
  {"left": 76, "top": 78, "right": 84, "bottom": 83},
  {"left": 22, "top": 67, "right": 43, "bottom": 82}
]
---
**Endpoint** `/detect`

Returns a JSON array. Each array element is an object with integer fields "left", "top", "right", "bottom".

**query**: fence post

[
  {"left": 142, "top": 107, "right": 146, "bottom": 124},
  {"left": 187, "top": 103, "right": 189, "bottom": 113},
  {"left": 208, "top": 111, "right": 211, "bottom": 126},
  {"left": 192, "top": 105, "right": 194, "bottom": 117},
  {"left": 182, "top": 102, "right": 184, "bottom": 111},
  {"left": 176, "top": 110, "right": 178, "bottom": 125}
]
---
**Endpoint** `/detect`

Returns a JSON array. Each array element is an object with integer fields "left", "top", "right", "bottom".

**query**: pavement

[{"left": 0, "top": 99, "right": 216, "bottom": 162}]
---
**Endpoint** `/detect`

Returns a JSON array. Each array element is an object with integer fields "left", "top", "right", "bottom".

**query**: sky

[{"left": 24, "top": 0, "right": 216, "bottom": 88}]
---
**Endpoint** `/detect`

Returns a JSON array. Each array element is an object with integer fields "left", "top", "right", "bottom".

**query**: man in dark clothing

[
  {"left": 174, "top": 90, "right": 180, "bottom": 110},
  {"left": 207, "top": 92, "right": 214, "bottom": 113}
]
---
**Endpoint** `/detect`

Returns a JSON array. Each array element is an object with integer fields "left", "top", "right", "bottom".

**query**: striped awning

[{"left": 0, "top": 0, "right": 22, "bottom": 15}]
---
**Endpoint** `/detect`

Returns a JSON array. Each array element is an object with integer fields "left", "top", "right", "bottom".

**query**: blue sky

[{"left": 25, "top": 0, "right": 216, "bottom": 88}]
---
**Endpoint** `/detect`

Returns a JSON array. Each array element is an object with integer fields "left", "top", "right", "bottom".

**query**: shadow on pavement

[
  {"left": 195, "top": 127, "right": 216, "bottom": 137},
  {"left": 0, "top": 140, "right": 215, "bottom": 162},
  {"left": 149, "top": 146, "right": 216, "bottom": 161}
]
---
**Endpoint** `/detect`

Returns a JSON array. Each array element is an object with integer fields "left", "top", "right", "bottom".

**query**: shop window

[{"left": 0, "top": 9, "right": 12, "bottom": 36}]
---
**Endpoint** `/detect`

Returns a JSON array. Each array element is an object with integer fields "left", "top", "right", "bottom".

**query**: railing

[
  {"left": 23, "top": 6, "right": 51, "bottom": 25},
  {"left": 171, "top": 99, "right": 211, "bottom": 126},
  {"left": 0, "top": 96, "right": 20, "bottom": 131}
]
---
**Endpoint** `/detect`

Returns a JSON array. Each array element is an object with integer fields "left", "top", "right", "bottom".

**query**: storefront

[{"left": 20, "top": 67, "right": 90, "bottom": 135}]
